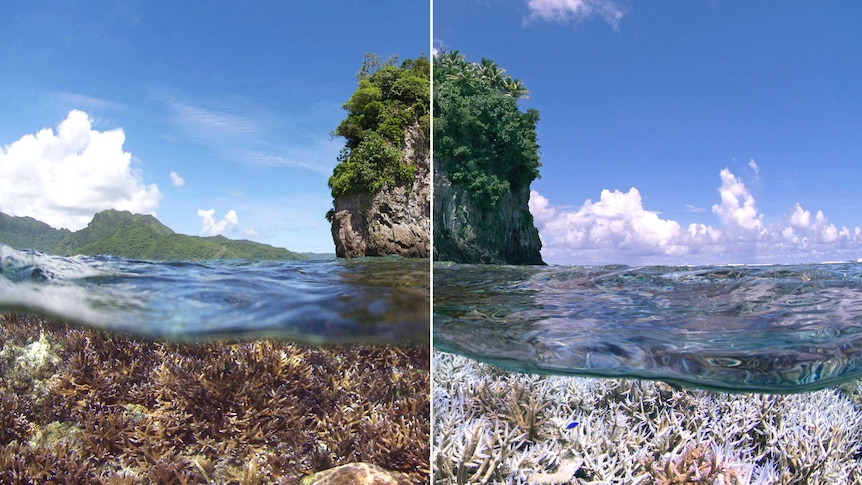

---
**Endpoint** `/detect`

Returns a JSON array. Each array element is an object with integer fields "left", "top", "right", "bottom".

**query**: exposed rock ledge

[
  {"left": 433, "top": 160, "right": 544, "bottom": 265},
  {"left": 330, "top": 120, "right": 429, "bottom": 258}
]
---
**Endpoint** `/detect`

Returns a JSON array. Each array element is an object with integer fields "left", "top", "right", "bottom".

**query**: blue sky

[
  {"left": 0, "top": 1, "right": 429, "bottom": 253},
  {"left": 435, "top": 0, "right": 862, "bottom": 265}
]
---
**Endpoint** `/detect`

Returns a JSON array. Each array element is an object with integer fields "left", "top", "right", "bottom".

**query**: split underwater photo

[
  {"left": 4, "top": 1, "right": 862, "bottom": 484},
  {"left": 432, "top": 1, "right": 862, "bottom": 484},
  {"left": 1, "top": 1, "right": 429, "bottom": 483}
]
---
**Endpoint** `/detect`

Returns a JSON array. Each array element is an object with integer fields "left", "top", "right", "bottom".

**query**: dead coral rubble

[{"left": 0, "top": 312, "right": 429, "bottom": 484}]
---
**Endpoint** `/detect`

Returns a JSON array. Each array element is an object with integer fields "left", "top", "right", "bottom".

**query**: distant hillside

[
  {"left": 301, "top": 252, "right": 338, "bottom": 260},
  {"left": 0, "top": 210, "right": 309, "bottom": 261},
  {"left": 0, "top": 213, "right": 72, "bottom": 253}
]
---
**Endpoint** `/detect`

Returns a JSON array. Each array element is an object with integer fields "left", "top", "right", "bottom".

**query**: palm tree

[
  {"left": 479, "top": 57, "right": 506, "bottom": 90},
  {"left": 441, "top": 49, "right": 463, "bottom": 64},
  {"left": 451, "top": 65, "right": 478, "bottom": 94},
  {"left": 503, "top": 78, "right": 529, "bottom": 100}
]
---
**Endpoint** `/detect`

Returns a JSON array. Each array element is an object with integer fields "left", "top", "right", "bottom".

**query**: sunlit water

[
  {"left": 0, "top": 245, "right": 429, "bottom": 344},
  {"left": 434, "top": 262, "right": 862, "bottom": 392}
]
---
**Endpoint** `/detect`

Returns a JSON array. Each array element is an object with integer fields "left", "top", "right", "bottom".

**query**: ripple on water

[
  {"left": 434, "top": 262, "right": 862, "bottom": 392},
  {"left": 0, "top": 245, "right": 429, "bottom": 345}
]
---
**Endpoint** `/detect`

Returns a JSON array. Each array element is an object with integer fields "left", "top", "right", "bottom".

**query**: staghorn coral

[
  {"left": 433, "top": 350, "right": 862, "bottom": 484},
  {"left": 0, "top": 312, "right": 430, "bottom": 484}
]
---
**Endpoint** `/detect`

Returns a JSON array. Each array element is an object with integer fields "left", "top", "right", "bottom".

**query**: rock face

[
  {"left": 434, "top": 161, "right": 544, "bottom": 265},
  {"left": 300, "top": 462, "right": 413, "bottom": 485},
  {"left": 330, "top": 120, "right": 430, "bottom": 258}
]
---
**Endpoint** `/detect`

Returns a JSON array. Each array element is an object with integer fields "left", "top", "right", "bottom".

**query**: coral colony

[
  {"left": 433, "top": 351, "right": 862, "bottom": 484},
  {"left": 0, "top": 312, "right": 429, "bottom": 484}
]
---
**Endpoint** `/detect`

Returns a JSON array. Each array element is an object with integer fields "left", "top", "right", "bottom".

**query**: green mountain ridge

[
  {"left": 0, "top": 210, "right": 324, "bottom": 261},
  {"left": 0, "top": 213, "right": 72, "bottom": 253}
]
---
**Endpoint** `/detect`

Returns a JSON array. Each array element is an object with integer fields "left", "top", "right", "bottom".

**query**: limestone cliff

[
  {"left": 433, "top": 160, "right": 543, "bottom": 265},
  {"left": 330, "top": 120, "right": 429, "bottom": 258}
]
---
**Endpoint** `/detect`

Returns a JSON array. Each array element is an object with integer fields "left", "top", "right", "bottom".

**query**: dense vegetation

[
  {"left": 0, "top": 213, "right": 71, "bottom": 253},
  {"left": 434, "top": 50, "right": 541, "bottom": 211},
  {"left": 0, "top": 210, "right": 307, "bottom": 261},
  {"left": 327, "top": 54, "right": 430, "bottom": 200}
]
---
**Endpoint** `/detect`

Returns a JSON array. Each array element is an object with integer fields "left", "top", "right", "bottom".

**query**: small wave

[
  {"left": 1, "top": 245, "right": 429, "bottom": 345},
  {"left": 1, "top": 245, "right": 108, "bottom": 282}
]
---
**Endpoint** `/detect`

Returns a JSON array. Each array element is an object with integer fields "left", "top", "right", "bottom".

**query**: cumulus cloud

[
  {"left": 784, "top": 203, "right": 841, "bottom": 245},
  {"left": 197, "top": 209, "right": 239, "bottom": 236},
  {"left": 169, "top": 171, "right": 185, "bottom": 187},
  {"left": 712, "top": 168, "right": 762, "bottom": 234},
  {"left": 531, "top": 167, "right": 862, "bottom": 265},
  {"left": 0, "top": 110, "right": 161, "bottom": 230},
  {"left": 530, "top": 188, "right": 687, "bottom": 262},
  {"left": 525, "top": 0, "right": 627, "bottom": 29}
]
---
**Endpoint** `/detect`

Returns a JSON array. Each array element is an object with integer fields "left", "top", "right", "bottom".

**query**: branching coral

[
  {"left": 0, "top": 312, "right": 430, "bottom": 484},
  {"left": 433, "top": 350, "right": 862, "bottom": 484}
]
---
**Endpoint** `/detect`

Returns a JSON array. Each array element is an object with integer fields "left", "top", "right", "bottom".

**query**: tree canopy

[
  {"left": 434, "top": 50, "right": 541, "bottom": 211},
  {"left": 327, "top": 54, "right": 430, "bottom": 200}
]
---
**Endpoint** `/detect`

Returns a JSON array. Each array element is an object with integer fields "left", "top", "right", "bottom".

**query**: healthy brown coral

[{"left": 0, "top": 312, "right": 429, "bottom": 484}]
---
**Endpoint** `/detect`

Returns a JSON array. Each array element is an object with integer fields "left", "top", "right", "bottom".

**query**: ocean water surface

[
  {"left": 434, "top": 261, "right": 862, "bottom": 392},
  {"left": 0, "top": 244, "right": 429, "bottom": 344}
]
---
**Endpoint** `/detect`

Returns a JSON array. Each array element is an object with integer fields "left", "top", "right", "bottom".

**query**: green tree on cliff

[
  {"left": 327, "top": 54, "right": 430, "bottom": 207},
  {"left": 434, "top": 50, "right": 541, "bottom": 211}
]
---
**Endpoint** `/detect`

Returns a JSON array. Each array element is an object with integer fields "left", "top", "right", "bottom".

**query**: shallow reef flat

[
  {"left": 433, "top": 351, "right": 862, "bottom": 484},
  {"left": 0, "top": 312, "right": 429, "bottom": 484}
]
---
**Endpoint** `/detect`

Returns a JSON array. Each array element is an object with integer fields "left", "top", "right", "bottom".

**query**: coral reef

[
  {"left": 433, "top": 351, "right": 862, "bottom": 484},
  {"left": 0, "top": 312, "right": 429, "bottom": 484}
]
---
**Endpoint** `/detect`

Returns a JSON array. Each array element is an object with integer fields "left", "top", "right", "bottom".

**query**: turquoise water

[
  {"left": 434, "top": 262, "right": 862, "bottom": 392},
  {"left": 0, "top": 244, "right": 429, "bottom": 344}
]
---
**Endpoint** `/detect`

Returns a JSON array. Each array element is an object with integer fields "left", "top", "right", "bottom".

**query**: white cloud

[
  {"left": 789, "top": 203, "right": 811, "bottom": 230},
  {"left": 525, "top": 0, "right": 626, "bottom": 29},
  {"left": 531, "top": 187, "right": 686, "bottom": 263},
  {"left": 51, "top": 92, "right": 127, "bottom": 112},
  {"left": 531, "top": 167, "right": 862, "bottom": 265},
  {"left": 151, "top": 89, "right": 335, "bottom": 175},
  {"left": 0, "top": 110, "right": 161, "bottom": 230},
  {"left": 169, "top": 99, "right": 260, "bottom": 138},
  {"left": 197, "top": 208, "right": 239, "bottom": 236},
  {"left": 712, "top": 168, "right": 763, "bottom": 234},
  {"left": 785, "top": 203, "right": 842, "bottom": 245},
  {"left": 169, "top": 171, "right": 185, "bottom": 187},
  {"left": 748, "top": 158, "right": 760, "bottom": 176}
]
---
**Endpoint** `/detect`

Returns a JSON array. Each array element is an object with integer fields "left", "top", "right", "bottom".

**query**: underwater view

[
  {"left": 0, "top": 313, "right": 429, "bottom": 484},
  {"left": 433, "top": 262, "right": 862, "bottom": 483},
  {"left": 433, "top": 351, "right": 862, "bottom": 484},
  {"left": 0, "top": 248, "right": 430, "bottom": 483},
  {"left": 435, "top": 262, "right": 862, "bottom": 393}
]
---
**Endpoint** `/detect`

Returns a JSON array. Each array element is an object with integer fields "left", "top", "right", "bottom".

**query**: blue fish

[{"left": 566, "top": 421, "right": 579, "bottom": 429}]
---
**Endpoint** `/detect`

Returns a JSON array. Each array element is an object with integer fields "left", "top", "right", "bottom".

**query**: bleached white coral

[{"left": 432, "top": 351, "right": 862, "bottom": 484}]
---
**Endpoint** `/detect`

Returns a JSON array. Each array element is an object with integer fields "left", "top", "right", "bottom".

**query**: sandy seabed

[{"left": 433, "top": 351, "right": 862, "bottom": 484}]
